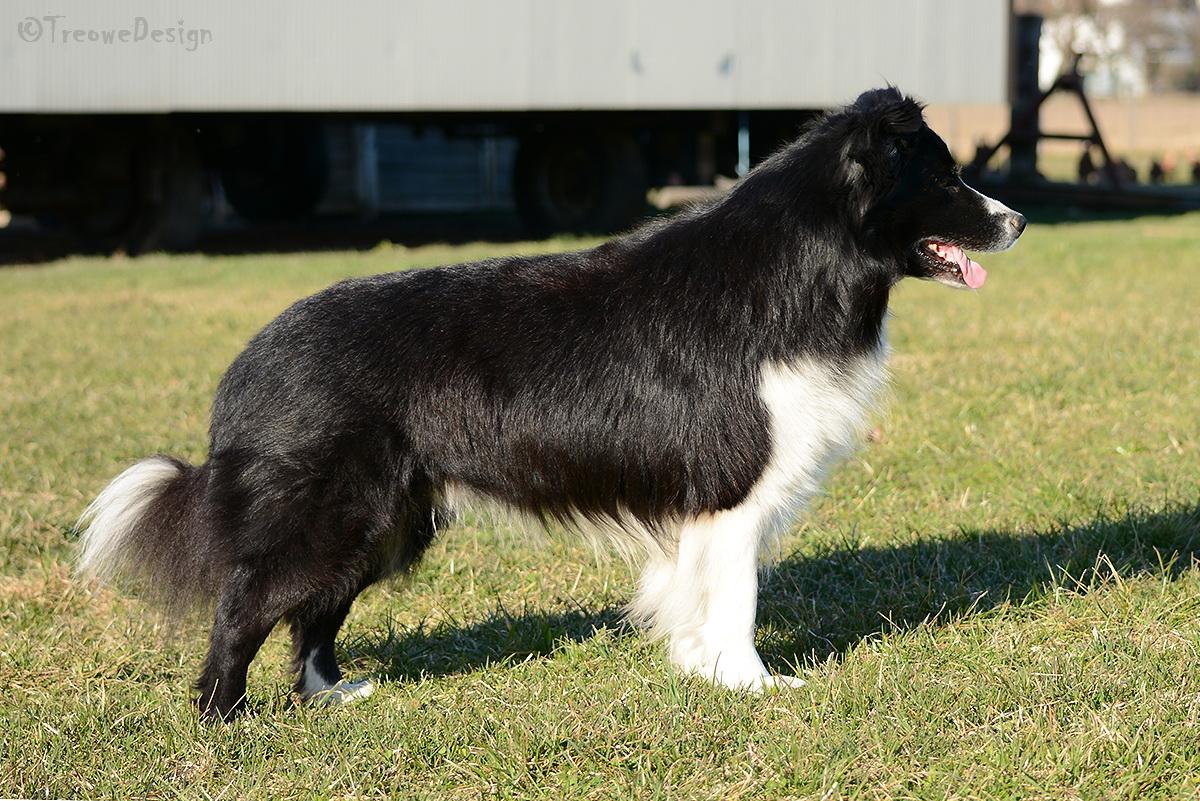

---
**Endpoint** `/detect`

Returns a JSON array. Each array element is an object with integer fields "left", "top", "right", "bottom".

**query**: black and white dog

[{"left": 78, "top": 88, "right": 1024, "bottom": 720}]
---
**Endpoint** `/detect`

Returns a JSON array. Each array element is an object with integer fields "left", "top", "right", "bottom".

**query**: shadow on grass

[
  {"left": 351, "top": 601, "right": 630, "bottom": 683},
  {"left": 353, "top": 504, "right": 1200, "bottom": 683},
  {"left": 755, "top": 503, "right": 1200, "bottom": 674}
]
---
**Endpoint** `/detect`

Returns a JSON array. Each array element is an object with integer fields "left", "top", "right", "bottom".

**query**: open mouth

[{"left": 920, "top": 240, "right": 987, "bottom": 289}]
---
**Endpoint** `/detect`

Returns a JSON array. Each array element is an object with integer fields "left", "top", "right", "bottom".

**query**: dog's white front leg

[{"left": 635, "top": 504, "right": 799, "bottom": 690}]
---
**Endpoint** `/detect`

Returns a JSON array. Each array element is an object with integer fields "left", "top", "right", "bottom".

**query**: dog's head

[{"left": 831, "top": 87, "right": 1025, "bottom": 288}]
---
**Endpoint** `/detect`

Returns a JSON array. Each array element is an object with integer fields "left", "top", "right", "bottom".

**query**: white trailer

[{"left": 0, "top": 0, "right": 1011, "bottom": 246}]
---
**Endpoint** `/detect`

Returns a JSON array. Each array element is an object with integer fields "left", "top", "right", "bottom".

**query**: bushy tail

[{"left": 77, "top": 456, "right": 224, "bottom": 612}]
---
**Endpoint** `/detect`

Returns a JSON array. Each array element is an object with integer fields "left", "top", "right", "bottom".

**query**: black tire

[
  {"left": 218, "top": 122, "right": 329, "bottom": 222},
  {"left": 514, "top": 133, "right": 648, "bottom": 236},
  {"left": 49, "top": 147, "right": 142, "bottom": 247},
  {"left": 35, "top": 125, "right": 205, "bottom": 253}
]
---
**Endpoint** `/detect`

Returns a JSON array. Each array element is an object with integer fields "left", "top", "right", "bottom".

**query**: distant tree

[
  {"left": 1108, "top": 1, "right": 1200, "bottom": 92},
  {"left": 1014, "top": 0, "right": 1200, "bottom": 93}
]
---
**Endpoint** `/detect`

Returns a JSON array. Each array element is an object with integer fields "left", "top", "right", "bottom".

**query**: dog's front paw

[
  {"left": 761, "top": 673, "right": 806, "bottom": 690},
  {"left": 673, "top": 646, "right": 797, "bottom": 693},
  {"left": 713, "top": 668, "right": 806, "bottom": 693}
]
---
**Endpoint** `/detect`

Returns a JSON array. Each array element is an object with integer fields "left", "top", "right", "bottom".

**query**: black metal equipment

[{"left": 965, "top": 14, "right": 1200, "bottom": 213}]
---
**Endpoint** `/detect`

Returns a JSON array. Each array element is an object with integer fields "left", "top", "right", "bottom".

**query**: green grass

[{"left": 1, "top": 217, "right": 1199, "bottom": 800}]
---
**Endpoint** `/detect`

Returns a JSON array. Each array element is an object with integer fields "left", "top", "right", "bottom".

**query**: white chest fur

[
  {"left": 749, "top": 344, "right": 889, "bottom": 547},
  {"left": 629, "top": 341, "right": 891, "bottom": 690}
]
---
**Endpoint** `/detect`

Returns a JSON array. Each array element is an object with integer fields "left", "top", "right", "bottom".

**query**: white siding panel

[{"left": 0, "top": 0, "right": 1009, "bottom": 112}]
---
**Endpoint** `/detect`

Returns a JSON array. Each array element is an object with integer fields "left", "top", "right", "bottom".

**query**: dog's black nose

[{"left": 1009, "top": 213, "right": 1027, "bottom": 236}]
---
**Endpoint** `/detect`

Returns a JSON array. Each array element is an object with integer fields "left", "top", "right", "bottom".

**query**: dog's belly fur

[{"left": 440, "top": 344, "right": 888, "bottom": 557}]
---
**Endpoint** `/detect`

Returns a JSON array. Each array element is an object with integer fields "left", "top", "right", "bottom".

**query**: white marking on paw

[
  {"left": 306, "top": 679, "right": 376, "bottom": 707},
  {"left": 299, "top": 651, "right": 375, "bottom": 706}
]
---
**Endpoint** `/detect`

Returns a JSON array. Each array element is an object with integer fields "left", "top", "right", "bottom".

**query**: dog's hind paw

[{"left": 307, "top": 678, "right": 376, "bottom": 707}]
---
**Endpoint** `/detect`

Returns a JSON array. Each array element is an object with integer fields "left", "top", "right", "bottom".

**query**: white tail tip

[{"left": 76, "top": 457, "right": 181, "bottom": 582}]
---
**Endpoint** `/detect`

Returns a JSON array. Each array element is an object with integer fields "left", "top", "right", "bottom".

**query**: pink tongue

[{"left": 942, "top": 244, "right": 987, "bottom": 289}]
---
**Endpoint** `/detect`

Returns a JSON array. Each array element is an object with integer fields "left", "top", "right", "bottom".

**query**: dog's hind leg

[
  {"left": 289, "top": 588, "right": 375, "bottom": 706},
  {"left": 289, "top": 491, "right": 439, "bottom": 706},
  {"left": 633, "top": 504, "right": 797, "bottom": 691},
  {"left": 195, "top": 564, "right": 291, "bottom": 721}
]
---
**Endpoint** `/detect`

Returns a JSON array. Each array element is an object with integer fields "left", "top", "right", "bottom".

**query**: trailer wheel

[
  {"left": 218, "top": 122, "right": 329, "bottom": 221},
  {"left": 53, "top": 187, "right": 140, "bottom": 244},
  {"left": 20, "top": 122, "right": 205, "bottom": 253},
  {"left": 514, "top": 133, "right": 647, "bottom": 235},
  {"left": 28, "top": 133, "right": 142, "bottom": 246}
]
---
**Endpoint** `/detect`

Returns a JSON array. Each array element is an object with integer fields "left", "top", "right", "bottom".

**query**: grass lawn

[{"left": 1, "top": 216, "right": 1199, "bottom": 800}]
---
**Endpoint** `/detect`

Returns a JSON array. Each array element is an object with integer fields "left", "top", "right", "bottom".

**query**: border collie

[{"left": 78, "top": 88, "right": 1024, "bottom": 720}]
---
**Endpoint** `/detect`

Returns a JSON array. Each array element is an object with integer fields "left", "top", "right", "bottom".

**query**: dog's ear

[
  {"left": 866, "top": 93, "right": 924, "bottom": 138},
  {"left": 837, "top": 88, "right": 925, "bottom": 218},
  {"left": 848, "top": 87, "right": 924, "bottom": 158}
]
